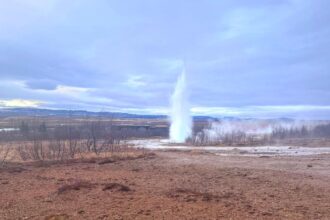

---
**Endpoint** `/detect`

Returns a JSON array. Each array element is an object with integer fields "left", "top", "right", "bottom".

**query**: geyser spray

[{"left": 169, "top": 67, "right": 192, "bottom": 143}]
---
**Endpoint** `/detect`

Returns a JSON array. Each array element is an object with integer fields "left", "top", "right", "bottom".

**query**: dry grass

[{"left": 0, "top": 140, "right": 152, "bottom": 164}]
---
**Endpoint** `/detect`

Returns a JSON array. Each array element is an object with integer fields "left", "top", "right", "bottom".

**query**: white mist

[{"left": 169, "top": 67, "right": 192, "bottom": 143}]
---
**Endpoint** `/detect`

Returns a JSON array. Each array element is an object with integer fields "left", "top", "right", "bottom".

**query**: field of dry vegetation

[
  {"left": 1, "top": 149, "right": 330, "bottom": 219},
  {"left": 1, "top": 116, "right": 330, "bottom": 219}
]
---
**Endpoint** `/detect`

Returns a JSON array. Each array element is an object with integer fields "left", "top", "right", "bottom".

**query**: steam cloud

[
  {"left": 169, "top": 67, "right": 192, "bottom": 143},
  {"left": 194, "top": 119, "right": 324, "bottom": 144}
]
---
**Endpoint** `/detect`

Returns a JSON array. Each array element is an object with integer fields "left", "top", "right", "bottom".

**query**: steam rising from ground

[
  {"left": 193, "top": 119, "right": 327, "bottom": 145},
  {"left": 170, "top": 68, "right": 192, "bottom": 143}
]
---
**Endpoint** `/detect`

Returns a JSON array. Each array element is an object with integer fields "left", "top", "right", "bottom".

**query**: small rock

[
  {"left": 43, "top": 198, "right": 53, "bottom": 203},
  {"left": 262, "top": 212, "right": 272, "bottom": 216}
]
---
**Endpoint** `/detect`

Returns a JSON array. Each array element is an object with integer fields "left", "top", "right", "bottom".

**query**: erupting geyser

[{"left": 169, "top": 67, "right": 192, "bottom": 143}]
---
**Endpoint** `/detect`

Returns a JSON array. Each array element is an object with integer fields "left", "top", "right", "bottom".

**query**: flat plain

[{"left": 1, "top": 150, "right": 330, "bottom": 220}]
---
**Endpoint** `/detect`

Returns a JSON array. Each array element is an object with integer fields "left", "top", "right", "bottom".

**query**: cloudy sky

[{"left": 0, "top": 0, "right": 329, "bottom": 118}]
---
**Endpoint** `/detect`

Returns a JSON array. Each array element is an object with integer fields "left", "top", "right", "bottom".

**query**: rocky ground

[{"left": 1, "top": 150, "right": 330, "bottom": 219}]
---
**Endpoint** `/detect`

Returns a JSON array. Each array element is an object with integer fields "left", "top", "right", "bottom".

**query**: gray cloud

[
  {"left": 0, "top": 0, "right": 329, "bottom": 118},
  {"left": 25, "top": 79, "right": 58, "bottom": 90}
]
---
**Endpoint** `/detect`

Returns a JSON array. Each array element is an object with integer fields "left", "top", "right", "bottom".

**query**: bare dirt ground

[{"left": 1, "top": 150, "right": 330, "bottom": 220}]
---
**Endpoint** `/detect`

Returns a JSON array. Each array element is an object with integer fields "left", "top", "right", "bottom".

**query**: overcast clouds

[{"left": 0, "top": 0, "right": 329, "bottom": 118}]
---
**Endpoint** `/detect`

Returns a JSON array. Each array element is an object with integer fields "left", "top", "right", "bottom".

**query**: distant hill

[
  {"left": 0, "top": 107, "right": 217, "bottom": 120},
  {"left": 0, "top": 108, "right": 301, "bottom": 122},
  {"left": 0, "top": 108, "right": 166, "bottom": 119}
]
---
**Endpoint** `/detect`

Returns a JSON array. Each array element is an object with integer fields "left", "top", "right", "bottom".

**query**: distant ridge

[
  {"left": 0, "top": 107, "right": 166, "bottom": 119},
  {"left": 0, "top": 107, "right": 217, "bottom": 120},
  {"left": 0, "top": 107, "right": 300, "bottom": 121}
]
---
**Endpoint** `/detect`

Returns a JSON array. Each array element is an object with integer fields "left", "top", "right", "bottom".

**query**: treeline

[
  {"left": 190, "top": 123, "right": 330, "bottom": 146},
  {"left": 0, "top": 119, "right": 168, "bottom": 161},
  {"left": 0, "top": 119, "right": 168, "bottom": 142},
  {"left": 272, "top": 124, "right": 330, "bottom": 139}
]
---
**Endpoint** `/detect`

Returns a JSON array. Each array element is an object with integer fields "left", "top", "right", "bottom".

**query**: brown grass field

[
  {"left": 1, "top": 148, "right": 330, "bottom": 220},
  {"left": 1, "top": 117, "right": 330, "bottom": 219}
]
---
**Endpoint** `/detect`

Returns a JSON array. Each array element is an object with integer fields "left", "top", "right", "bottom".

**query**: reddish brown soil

[{"left": 1, "top": 151, "right": 330, "bottom": 220}]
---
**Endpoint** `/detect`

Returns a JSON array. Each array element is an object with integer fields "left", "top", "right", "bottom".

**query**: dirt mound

[
  {"left": 97, "top": 158, "right": 115, "bottom": 165},
  {"left": 57, "top": 180, "right": 95, "bottom": 194},
  {"left": 0, "top": 166, "right": 27, "bottom": 173},
  {"left": 96, "top": 152, "right": 156, "bottom": 165},
  {"left": 102, "top": 183, "right": 131, "bottom": 192},
  {"left": 168, "top": 188, "right": 229, "bottom": 202},
  {"left": 44, "top": 214, "right": 70, "bottom": 220}
]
